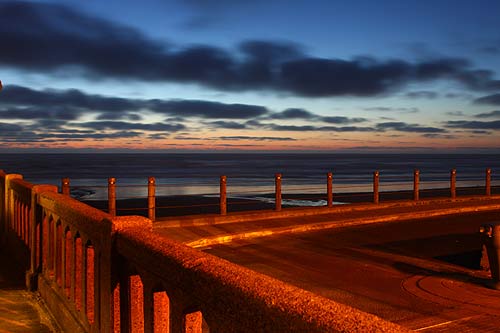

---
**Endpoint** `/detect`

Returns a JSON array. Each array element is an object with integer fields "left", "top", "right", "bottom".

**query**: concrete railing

[{"left": 0, "top": 170, "right": 410, "bottom": 332}]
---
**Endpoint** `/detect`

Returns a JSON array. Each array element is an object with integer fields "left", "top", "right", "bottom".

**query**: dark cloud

[
  {"left": 268, "top": 108, "right": 366, "bottom": 123},
  {"left": 70, "top": 121, "right": 185, "bottom": 132},
  {"left": 204, "top": 121, "right": 247, "bottom": 129},
  {"left": 217, "top": 136, "right": 297, "bottom": 141},
  {"left": 444, "top": 120, "right": 500, "bottom": 130},
  {"left": 0, "top": 85, "right": 269, "bottom": 120},
  {"left": 474, "top": 94, "right": 500, "bottom": 105},
  {"left": 266, "top": 124, "right": 377, "bottom": 132},
  {"left": 445, "top": 111, "right": 465, "bottom": 117},
  {"left": 376, "top": 122, "right": 446, "bottom": 133},
  {"left": 363, "top": 107, "right": 419, "bottom": 113},
  {"left": 474, "top": 110, "right": 500, "bottom": 118},
  {"left": 148, "top": 99, "right": 269, "bottom": 119},
  {"left": 405, "top": 91, "right": 438, "bottom": 99},
  {"left": 421, "top": 133, "right": 456, "bottom": 139},
  {"left": 2, "top": 2, "right": 500, "bottom": 97}
]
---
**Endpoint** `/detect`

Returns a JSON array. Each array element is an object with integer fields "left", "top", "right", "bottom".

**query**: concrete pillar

[
  {"left": 450, "top": 169, "right": 456, "bottom": 199},
  {"left": 61, "top": 178, "right": 70, "bottom": 196},
  {"left": 220, "top": 176, "right": 227, "bottom": 215},
  {"left": 373, "top": 171, "right": 379, "bottom": 204},
  {"left": 275, "top": 173, "right": 282, "bottom": 211},
  {"left": 327, "top": 172, "right": 333, "bottom": 208},
  {"left": 486, "top": 168, "right": 491, "bottom": 196},
  {"left": 148, "top": 177, "right": 156, "bottom": 222},
  {"left": 413, "top": 169, "right": 420, "bottom": 201},
  {"left": 108, "top": 178, "right": 116, "bottom": 217}
]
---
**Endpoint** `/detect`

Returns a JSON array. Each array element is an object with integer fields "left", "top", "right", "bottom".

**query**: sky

[{"left": 1, "top": 0, "right": 500, "bottom": 152}]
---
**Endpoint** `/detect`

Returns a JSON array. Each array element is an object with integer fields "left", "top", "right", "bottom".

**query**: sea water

[{"left": 0, "top": 153, "right": 499, "bottom": 204}]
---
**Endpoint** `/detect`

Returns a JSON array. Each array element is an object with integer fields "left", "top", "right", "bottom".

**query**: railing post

[
  {"left": 373, "top": 171, "right": 379, "bottom": 204},
  {"left": 486, "top": 168, "right": 491, "bottom": 196},
  {"left": 275, "top": 173, "right": 282, "bottom": 211},
  {"left": 148, "top": 177, "right": 156, "bottom": 222},
  {"left": 220, "top": 176, "right": 227, "bottom": 215},
  {"left": 108, "top": 178, "right": 116, "bottom": 217},
  {"left": 61, "top": 177, "right": 70, "bottom": 196},
  {"left": 327, "top": 172, "right": 333, "bottom": 208},
  {"left": 450, "top": 168, "right": 456, "bottom": 199},
  {"left": 413, "top": 169, "right": 420, "bottom": 201}
]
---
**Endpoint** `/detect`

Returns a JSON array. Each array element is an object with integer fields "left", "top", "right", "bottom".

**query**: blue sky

[{"left": 1, "top": 0, "right": 500, "bottom": 152}]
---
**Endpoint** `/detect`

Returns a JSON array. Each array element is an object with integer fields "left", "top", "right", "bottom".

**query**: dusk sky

[{"left": 1, "top": 0, "right": 500, "bottom": 152}]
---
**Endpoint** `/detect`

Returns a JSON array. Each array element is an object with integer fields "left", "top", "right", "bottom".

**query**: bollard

[
  {"left": 108, "top": 177, "right": 116, "bottom": 217},
  {"left": 61, "top": 177, "right": 70, "bottom": 196},
  {"left": 373, "top": 171, "right": 379, "bottom": 204},
  {"left": 486, "top": 168, "right": 491, "bottom": 196},
  {"left": 148, "top": 177, "right": 156, "bottom": 222},
  {"left": 275, "top": 173, "right": 282, "bottom": 211},
  {"left": 413, "top": 169, "right": 420, "bottom": 201},
  {"left": 220, "top": 175, "right": 227, "bottom": 215},
  {"left": 327, "top": 172, "right": 333, "bottom": 208},
  {"left": 450, "top": 169, "right": 456, "bottom": 199}
]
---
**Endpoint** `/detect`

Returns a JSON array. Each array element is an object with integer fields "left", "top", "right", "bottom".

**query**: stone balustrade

[{"left": 1, "top": 169, "right": 410, "bottom": 332}]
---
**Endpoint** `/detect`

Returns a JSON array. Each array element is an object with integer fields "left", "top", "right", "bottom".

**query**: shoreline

[{"left": 81, "top": 185, "right": 499, "bottom": 218}]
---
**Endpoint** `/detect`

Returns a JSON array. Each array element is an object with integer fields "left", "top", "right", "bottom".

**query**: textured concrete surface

[
  {"left": 200, "top": 211, "right": 500, "bottom": 332},
  {"left": 0, "top": 250, "right": 59, "bottom": 333}
]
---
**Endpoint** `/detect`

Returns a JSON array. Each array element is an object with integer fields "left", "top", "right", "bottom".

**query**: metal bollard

[
  {"left": 61, "top": 177, "right": 70, "bottom": 196},
  {"left": 413, "top": 169, "right": 420, "bottom": 201},
  {"left": 373, "top": 171, "right": 379, "bottom": 204},
  {"left": 148, "top": 177, "right": 156, "bottom": 222},
  {"left": 275, "top": 173, "right": 282, "bottom": 211},
  {"left": 327, "top": 172, "right": 333, "bottom": 208},
  {"left": 220, "top": 175, "right": 227, "bottom": 215},
  {"left": 108, "top": 177, "right": 116, "bottom": 217},
  {"left": 450, "top": 169, "right": 456, "bottom": 199},
  {"left": 486, "top": 168, "right": 491, "bottom": 196}
]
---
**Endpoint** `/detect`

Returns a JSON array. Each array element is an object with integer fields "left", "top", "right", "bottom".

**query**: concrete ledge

[
  {"left": 156, "top": 195, "right": 500, "bottom": 228},
  {"left": 186, "top": 201, "right": 500, "bottom": 248}
]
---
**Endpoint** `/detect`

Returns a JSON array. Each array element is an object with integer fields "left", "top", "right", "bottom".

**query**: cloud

[
  {"left": 474, "top": 94, "right": 500, "bottom": 105},
  {"left": 217, "top": 136, "right": 297, "bottom": 141},
  {"left": 474, "top": 110, "right": 500, "bottom": 118},
  {"left": 363, "top": 107, "right": 419, "bottom": 113},
  {"left": 266, "top": 124, "right": 377, "bottom": 132},
  {"left": 268, "top": 108, "right": 366, "bottom": 123},
  {"left": 445, "top": 111, "right": 466, "bottom": 117},
  {"left": 405, "top": 91, "right": 438, "bottom": 99},
  {"left": 2, "top": 2, "right": 500, "bottom": 97},
  {"left": 69, "top": 121, "right": 185, "bottom": 132},
  {"left": 421, "top": 133, "right": 456, "bottom": 139},
  {"left": 204, "top": 121, "right": 247, "bottom": 129},
  {"left": 148, "top": 99, "right": 269, "bottom": 119},
  {"left": 444, "top": 120, "right": 500, "bottom": 130},
  {"left": 376, "top": 122, "right": 446, "bottom": 133},
  {"left": 0, "top": 85, "right": 269, "bottom": 120}
]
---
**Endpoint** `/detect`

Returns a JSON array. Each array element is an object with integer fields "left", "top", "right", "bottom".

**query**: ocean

[{"left": 0, "top": 153, "right": 498, "bottom": 203}]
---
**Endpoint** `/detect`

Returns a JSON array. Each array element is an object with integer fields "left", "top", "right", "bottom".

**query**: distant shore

[{"left": 80, "top": 185, "right": 499, "bottom": 218}]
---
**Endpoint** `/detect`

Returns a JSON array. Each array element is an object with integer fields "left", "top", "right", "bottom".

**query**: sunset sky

[{"left": 1, "top": 0, "right": 500, "bottom": 152}]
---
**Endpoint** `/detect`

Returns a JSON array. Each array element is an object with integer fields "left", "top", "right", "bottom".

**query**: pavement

[
  {"left": 0, "top": 250, "right": 59, "bottom": 333},
  {"left": 154, "top": 196, "right": 500, "bottom": 332}
]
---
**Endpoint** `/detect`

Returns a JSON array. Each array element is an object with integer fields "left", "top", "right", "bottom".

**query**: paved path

[
  {"left": 0, "top": 250, "right": 57, "bottom": 333},
  {"left": 201, "top": 211, "right": 500, "bottom": 332},
  {"left": 155, "top": 198, "right": 500, "bottom": 333}
]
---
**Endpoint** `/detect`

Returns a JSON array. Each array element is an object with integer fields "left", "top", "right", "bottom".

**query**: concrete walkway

[{"left": 0, "top": 250, "right": 58, "bottom": 333}]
